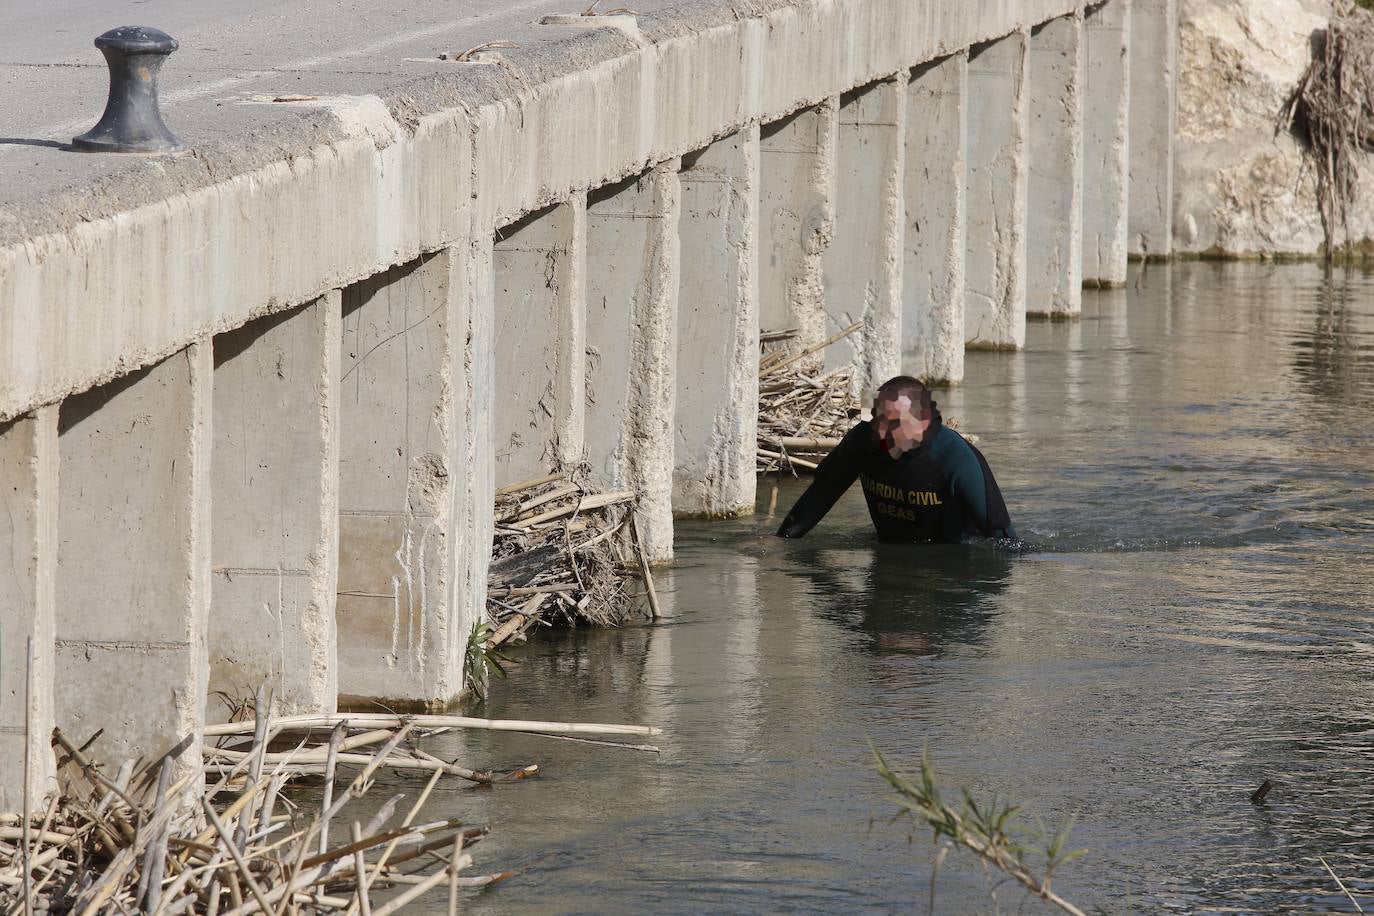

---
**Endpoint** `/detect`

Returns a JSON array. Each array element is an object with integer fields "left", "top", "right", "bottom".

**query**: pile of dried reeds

[
  {"left": 485, "top": 471, "right": 660, "bottom": 651},
  {"left": 0, "top": 690, "right": 661, "bottom": 914},
  {"left": 757, "top": 323, "right": 863, "bottom": 474},
  {"left": 1279, "top": 1, "right": 1374, "bottom": 259}
]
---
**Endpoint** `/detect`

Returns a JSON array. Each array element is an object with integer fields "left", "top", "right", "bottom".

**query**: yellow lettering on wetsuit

[{"left": 860, "top": 474, "right": 943, "bottom": 518}]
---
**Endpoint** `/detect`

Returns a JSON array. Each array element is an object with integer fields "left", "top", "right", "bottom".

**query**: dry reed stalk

[
  {"left": 485, "top": 471, "right": 658, "bottom": 647},
  {"left": 2, "top": 694, "right": 659, "bottom": 913}
]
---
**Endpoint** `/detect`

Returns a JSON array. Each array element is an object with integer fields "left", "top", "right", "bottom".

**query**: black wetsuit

[{"left": 776, "top": 412, "right": 1015, "bottom": 543}]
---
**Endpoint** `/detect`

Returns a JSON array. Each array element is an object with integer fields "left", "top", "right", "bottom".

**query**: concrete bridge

[{"left": 0, "top": 0, "right": 1176, "bottom": 806}]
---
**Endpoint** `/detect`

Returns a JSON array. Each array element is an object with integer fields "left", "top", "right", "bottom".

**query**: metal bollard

[{"left": 73, "top": 26, "right": 186, "bottom": 153}]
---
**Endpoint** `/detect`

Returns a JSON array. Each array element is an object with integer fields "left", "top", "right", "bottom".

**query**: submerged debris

[
  {"left": 485, "top": 471, "right": 658, "bottom": 652},
  {"left": 1279, "top": 2, "right": 1374, "bottom": 258},
  {"left": 0, "top": 690, "right": 660, "bottom": 913}
]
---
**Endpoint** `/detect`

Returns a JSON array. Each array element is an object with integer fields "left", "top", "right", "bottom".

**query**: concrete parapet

[
  {"left": 1127, "top": 0, "right": 1175, "bottom": 259},
  {"left": 966, "top": 30, "right": 1031, "bottom": 350},
  {"left": 825, "top": 77, "right": 907, "bottom": 396},
  {"left": 335, "top": 249, "right": 475, "bottom": 709},
  {"left": 0, "top": 408, "right": 58, "bottom": 811},
  {"left": 759, "top": 100, "right": 838, "bottom": 371},
  {"left": 902, "top": 52, "right": 969, "bottom": 385},
  {"left": 492, "top": 201, "right": 587, "bottom": 488},
  {"left": 1083, "top": 0, "right": 1133, "bottom": 286},
  {"left": 586, "top": 164, "right": 681, "bottom": 562},
  {"left": 1027, "top": 13, "right": 1086, "bottom": 319},
  {"left": 675, "top": 127, "right": 760, "bottom": 519},
  {"left": 209, "top": 295, "right": 341, "bottom": 718},
  {"left": 55, "top": 345, "right": 212, "bottom": 781}
]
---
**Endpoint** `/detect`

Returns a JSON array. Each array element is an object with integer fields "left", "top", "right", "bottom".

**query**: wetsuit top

[{"left": 775, "top": 413, "right": 1016, "bottom": 543}]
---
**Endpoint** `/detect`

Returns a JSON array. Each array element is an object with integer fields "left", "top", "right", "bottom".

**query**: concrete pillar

[
  {"left": 209, "top": 294, "right": 340, "bottom": 718},
  {"left": 675, "top": 126, "right": 760, "bottom": 519},
  {"left": 336, "top": 246, "right": 488, "bottom": 709},
  {"left": 1027, "top": 13, "right": 1085, "bottom": 319},
  {"left": 1127, "top": 0, "right": 1175, "bottom": 259},
  {"left": 491, "top": 199, "right": 586, "bottom": 487},
  {"left": 824, "top": 76, "right": 906, "bottom": 397},
  {"left": 1083, "top": 0, "right": 1133, "bottom": 286},
  {"left": 0, "top": 408, "right": 58, "bottom": 811},
  {"left": 56, "top": 345, "right": 212, "bottom": 779},
  {"left": 759, "top": 99, "right": 838, "bottom": 370},
  {"left": 966, "top": 30, "right": 1031, "bottom": 350},
  {"left": 585, "top": 163, "right": 680, "bottom": 562},
  {"left": 903, "top": 52, "right": 968, "bottom": 385}
]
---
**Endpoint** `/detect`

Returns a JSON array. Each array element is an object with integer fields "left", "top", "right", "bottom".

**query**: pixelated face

[{"left": 871, "top": 390, "right": 932, "bottom": 456}]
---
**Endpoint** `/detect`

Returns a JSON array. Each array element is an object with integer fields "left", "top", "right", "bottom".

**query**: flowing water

[{"left": 416, "top": 262, "right": 1374, "bottom": 913}]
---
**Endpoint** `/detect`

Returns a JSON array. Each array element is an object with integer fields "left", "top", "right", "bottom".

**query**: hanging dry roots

[
  {"left": 756, "top": 324, "right": 864, "bottom": 475},
  {"left": 1278, "top": 2, "right": 1374, "bottom": 259},
  {"left": 485, "top": 470, "right": 659, "bottom": 650}
]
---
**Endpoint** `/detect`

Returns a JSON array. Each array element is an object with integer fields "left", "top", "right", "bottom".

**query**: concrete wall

[
  {"left": 1083, "top": 0, "right": 1133, "bottom": 286},
  {"left": 586, "top": 165, "right": 681, "bottom": 562},
  {"left": 209, "top": 295, "right": 340, "bottom": 717},
  {"left": 55, "top": 347, "right": 212, "bottom": 782},
  {"left": 1027, "top": 13, "right": 1085, "bottom": 318},
  {"left": 903, "top": 53, "right": 969, "bottom": 385},
  {"left": 492, "top": 202, "right": 586, "bottom": 487},
  {"left": 1128, "top": 0, "right": 1176, "bottom": 258},
  {"left": 0, "top": 409, "right": 57, "bottom": 811},
  {"left": 825, "top": 78, "right": 906, "bottom": 397},
  {"left": 675, "top": 128, "right": 760, "bottom": 518},
  {"left": 965, "top": 31, "right": 1031, "bottom": 350},
  {"left": 758, "top": 101, "right": 838, "bottom": 370}
]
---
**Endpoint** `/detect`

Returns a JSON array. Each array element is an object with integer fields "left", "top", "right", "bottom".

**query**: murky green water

[{"left": 412, "top": 262, "right": 1374, "bottom": 913}]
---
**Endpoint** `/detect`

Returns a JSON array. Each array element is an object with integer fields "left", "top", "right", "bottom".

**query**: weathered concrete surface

[
  {"left": 824, "top": 77, "right": 906, "bottom": 397},
  {"left": 759, "top": 100, "right": 838, "bottom": 370},
  {"left": 586, "top": 165, "right": 680, "bottom": 562},
  {"left": 209, "top": 294, "right": 340, "bottom": 718},
  {"left": 1128, "top": 0, "right": 1177, "bottom": 258},
  {"left": 1174, "top": 0, "right": 1374, "bottom": 256},
  {"left": 675, "top": 128, "right": 759, "bottom": 519},
  {"left": 966, "top": 30, "right": 1030, "bottom": 350},
  {"left": 0, "top": 408, "right": 58, "bottom": 811},
  {"left": 1027, "top": 13, "right": 1085, "bottom": 318},
  {"left": 902, "top": 53, "right": 968, "bottom": 385},
  {"left": 335, "top": 250, "right": 476, "bottom": 709},
  {"left": 492, "top": 200, "right": 586, "bottom": 487},
  {"left": 1, "top": 0, "right": 1084, "bottom": 425},
  {"left": 1083, "top": 0, "right": 1132, "bottom": 286},
  {"left": 55, "top": 346, "right": 212, "bottom": 779}
]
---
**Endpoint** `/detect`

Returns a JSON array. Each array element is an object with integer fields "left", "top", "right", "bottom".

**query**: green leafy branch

[
  {"left": 464, "top": 620, "right": 512, "bottom": 700},
  {"left": 872, "top": 742, "right": 1089, "bottom": 916}
]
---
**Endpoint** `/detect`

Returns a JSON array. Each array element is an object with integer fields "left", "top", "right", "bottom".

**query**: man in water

[{"left": 776, "top": 375, "right": 1016, "bottom": 542}]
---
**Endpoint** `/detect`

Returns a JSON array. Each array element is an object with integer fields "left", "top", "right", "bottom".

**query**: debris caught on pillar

[{"left": 484, "top": 471, "right": 658, "bottom": 654}]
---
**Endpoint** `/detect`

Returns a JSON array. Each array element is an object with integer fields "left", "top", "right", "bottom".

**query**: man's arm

[
  {"left": 775, "top": 423, "right": 869, "bottom": 538},
  {"left": 932, "top": 429, "right": 1016, "bottom": 539}
]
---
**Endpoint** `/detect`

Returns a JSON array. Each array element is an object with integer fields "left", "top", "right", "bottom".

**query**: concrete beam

[
  {"left": 674, "top": 127, "right": 760, "bottom": 519},
  {"left": 209, "top": 294, "right": 340, "bottom": 718},
  {"left": 824, "top": 76, "right": 907, "bottom": 397},
  {"left": 335, "top": 247, "right": 484, "bottom": 709},
  {"left": 585, "top": 164, "right": 680, "bottom": 562},
  {"left": 1027, "top": 13, "right": 1085, "bottom": 319},
  {"left": 55, "top": 345, "right": 212, "bottom": 780},
  {"left": 491, "top": 200, "right": 587, "bottom": 488},
  {"left": 965, "top": 30, "right": 1031, "bottom": 350},
  {"left": 0, "top": 407, "right": 58, "bottom": 811},
  {"left": 902, "top": 52, "right": 969, "bottom": 386},
  {"left": 1083, "top": 0, "right": 1132, "bottom": 287},
  {"left": 1127, "top": 0, "right": 1175, "bottom": 259},
  {"left": 758, "top": 99, "right": 838, "bottom": 371}
]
